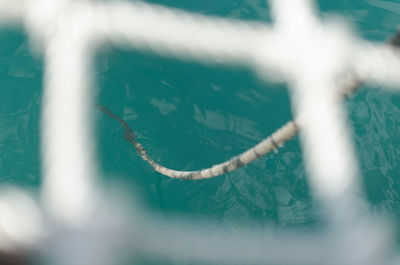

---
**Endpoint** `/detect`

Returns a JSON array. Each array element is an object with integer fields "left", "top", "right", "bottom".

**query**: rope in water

[
  {"left": 96, "top": 104, "right": 299, "bottom": 180},
  {"left": 97, "top": 30, "right": 400, "bottom": 180}
]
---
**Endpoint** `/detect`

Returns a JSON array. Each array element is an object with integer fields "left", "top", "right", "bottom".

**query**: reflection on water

[
  {"left": 193, "top": 104, "right": 264, "bottom": 140},
  {"left": 0, "top": 30, "right": 42, "bottom": 186},
  {"left": 366, "top": 0, "right": 400, "bottom": 15},
  {"left": 349, "top": 88, "right": 400, "bottom": 216}
]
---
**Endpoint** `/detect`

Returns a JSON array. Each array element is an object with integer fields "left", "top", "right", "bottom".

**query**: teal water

[
  {"left": 95, "top": 0, "right": 400, "bottom": 225},
  {"left": 1, "top": 0, "right": 400, "bottom": 263}
]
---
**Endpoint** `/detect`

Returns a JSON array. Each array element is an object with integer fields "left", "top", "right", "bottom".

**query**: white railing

[{"left": 1, "top": 0, "right": 400, "bottom": 264}]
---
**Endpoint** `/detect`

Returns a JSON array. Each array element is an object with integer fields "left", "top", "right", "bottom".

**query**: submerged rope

[
  {"left": 97, "top": 30, "right": 400, "bottom": 180},
  {"left": 96, "top": 104, "right": 299, "bottom": 179},
  {"left": 95, "top": 68, "right": 371, "bottom": 180}
]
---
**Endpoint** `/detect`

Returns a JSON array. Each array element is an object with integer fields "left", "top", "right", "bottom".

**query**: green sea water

[{"left": 1, "top": 0, "right": 400, "bottom": 263}]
